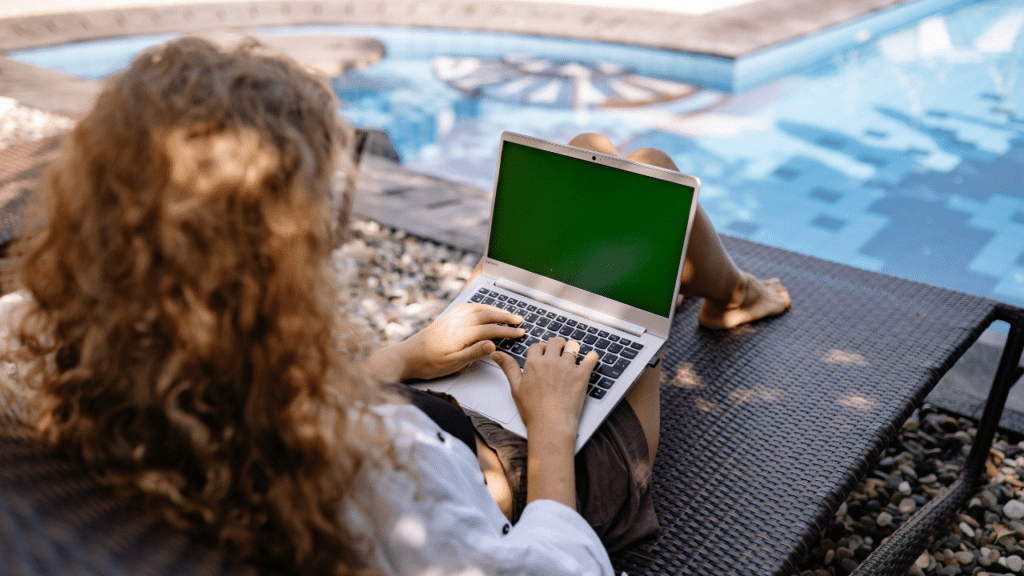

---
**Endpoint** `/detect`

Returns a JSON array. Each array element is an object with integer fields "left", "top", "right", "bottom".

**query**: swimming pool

[{"left": 10, "top": 0, "right": 1024, "bottom": 308}]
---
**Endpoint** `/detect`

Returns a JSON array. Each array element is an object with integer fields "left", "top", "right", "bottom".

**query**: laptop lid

[{"left": 481, "top": 132, "right": 700, "bottom": 340}]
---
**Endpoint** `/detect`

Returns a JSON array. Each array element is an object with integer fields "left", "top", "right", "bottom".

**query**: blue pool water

[{"left": 10, "top": 0, "right": 1024, "bottom": 308}]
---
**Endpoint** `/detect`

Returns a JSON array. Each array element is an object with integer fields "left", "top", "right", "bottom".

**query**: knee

[
  {"left": 568, "top": 133, "right": 619, "bottom": 156},
  {"left": 627, "top": 147, "right": 679, "bottom": 171}
]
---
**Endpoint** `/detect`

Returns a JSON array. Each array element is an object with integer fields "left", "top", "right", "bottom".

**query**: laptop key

[
  {"left": 482, "top": 297, "right": 495, "bottom": 305},
  {"left": 598, "top": 330, "right": 609, "bottom": 338},
  {"left": 511, "top": 343, "right": 528, "bottom": 355},
  {"left": 577, "top": 323, "right": 590, "bottom": 331},
  {"left": 608, "top": 342, "right": 623, "bottom": 354},
  {"left": 546, "top": 312, "right": 557, "bottom": 319},
  {"left": 571, "top": 329, "right": 587, "bottom": 341},
  {"left": 525, "top": 337, "right": 540, "bottom": 347},
  {"left": 621, "top": 347, "right": 638, "bottom": 360},
  {"left": 614, "top": 357, "right": 631, "bottom": 371},
  {"left": 589, "top": 388, "right": 607, "bottom": 399},
  {"left": 566, "top": 319, "right": 577, "bottom": 327},
  {"left": 597, "top": 376, "right": 614, "bottom": 390},
  {"left": 587, "top": 327, "right": 598, "bottom": 334},
  {"left": 630, "top": 342, "right": 644, "bottom": 350},
  {"left": 536, "top": 317, "right": 551, "bottom": 327},
  {"left": 583, "top": 334, "right": 598, "bottom": 345},
  {"left": 595, "top": 338, "right": 610, "bottom": 349},
  {"left": 608, "top": 334, "right": 620, "bottom": 342},
  {"left": 525, "top": 313, "right": 539, "bottom": 323},
  {"left": 471, "top": 293, "right": 485, "bottom": 302},
  {"left": 558, "top": 325, "right": 574, "bottom": 337},
  {"left": 508, "top": 298, "right": 519, "bottom": 305},
  {"left": 497, "top": 294, "right": 508, "bottom": 301},
  {"left": 601, "top": 354, "right": 616, "bottom": 365},
  {"left": 530, "top": 326, "right": 546, "bottom": 337},
  {"left": 549, "top": 322, "right": 563, "bottom": 332},
  {"left": 527, "top": 305, "right": 537, "bottom": 312},
  {"left": 589, "top": 372, "right": 600, "bottom": 384},
  {"left": 557, "top": 316, "right": 568, "bottom": 323},
  {"left": 597, "top": 364, "right": 623, "bottom": 379}
]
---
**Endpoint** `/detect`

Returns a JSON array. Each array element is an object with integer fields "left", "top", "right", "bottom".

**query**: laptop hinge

[{"left": 494, "top": 278, "right": 646, "bottom": 337}]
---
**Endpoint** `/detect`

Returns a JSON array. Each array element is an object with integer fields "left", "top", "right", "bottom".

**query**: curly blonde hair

[{"left": 10, "top": 37, "right": 393, "bottom": 575}]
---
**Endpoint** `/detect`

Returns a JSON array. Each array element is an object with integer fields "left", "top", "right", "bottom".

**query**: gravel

[
  {"left": 0, "top": 97, "right": 74, "bottom": 149},
  {"left": 792, "top": 405, "right": 1024, "bottom": 576},
  {"left": 6, "top": 101, "right": 1022, "bottom": 576}
]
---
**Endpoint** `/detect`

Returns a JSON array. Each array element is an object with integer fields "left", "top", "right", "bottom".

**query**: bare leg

[
  {"left": 570, "top": 133, "right": 791, "bottom": 330},
  {"left": 568, "top": 133, "right": 791, "bottom": 466}
]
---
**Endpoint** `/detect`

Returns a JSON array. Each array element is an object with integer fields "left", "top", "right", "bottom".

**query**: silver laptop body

[{"left": 414, "top": 131, "right": 700, "bottom": 453}]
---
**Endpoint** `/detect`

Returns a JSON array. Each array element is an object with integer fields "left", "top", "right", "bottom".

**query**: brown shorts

[{"left": 468, "top": 401, "right": 659, "bottom": 555}]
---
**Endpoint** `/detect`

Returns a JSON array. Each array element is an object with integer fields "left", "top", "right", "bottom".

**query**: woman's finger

[
  {"left": 471, "top": 305, "right": 523, "bottom": 327},
  {"left": 491, "top": 351, "right": 522, "bottom": 389},
  {"left": 467, "top": 323, "right": 526, "bottom": 343},
  {"left": 562, "top": 340, "right": 581, "bottom": 362},
  {"left": 579, "top": 350, "right": 600, "bottom": 370},
  {"left": 447, "top": 339, "right": 498, "bottom": 366}
]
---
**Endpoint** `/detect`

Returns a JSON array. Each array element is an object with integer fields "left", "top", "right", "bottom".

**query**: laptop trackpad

[{"left": 450, "top": 361, "right": 519, "bottom": 424}]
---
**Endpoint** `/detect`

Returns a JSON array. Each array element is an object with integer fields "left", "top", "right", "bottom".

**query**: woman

[{"left": 0, "top": 37, "right": 788, "bottom": 576}]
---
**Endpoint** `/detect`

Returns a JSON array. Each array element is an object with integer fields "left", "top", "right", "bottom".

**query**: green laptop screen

[{"left": 488, "top": 141, "right": 695, "bottom": 318}]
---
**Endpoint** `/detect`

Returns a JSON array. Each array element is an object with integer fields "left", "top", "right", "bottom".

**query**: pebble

[
  {"left": 981, "top": 491, "right": 1000, "bottom": 509},
  {"left": 876, "top": 511, "right": 893, "bottom": 527},
  {"left": 1005, "top": 500, "right": 1024, "bottom": 520},
  {"left": 955, "top": 551, "right": 974, "bottom": 565},
  {"left": 1010, "top": 555, "right": 1024, "bottom": 572},
  {"left": 900, "top": 498, "right": 917, "bottom": 515},
  {"left": 0, "top": 99, "right": 74, "bottom": 149},
  {"left": 898, "top": 481, "right": 912, "bottom": 496},
  {"left": 839, "top": 558, "right": 859, "bottom": 574}
]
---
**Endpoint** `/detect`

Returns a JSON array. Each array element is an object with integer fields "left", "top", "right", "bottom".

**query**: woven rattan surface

[
  {"left": 0, "top": 418, "right": 264, "bottom": 576},
  {"left": 611, "top": 235, "right": 1003, "bottom": 575}
]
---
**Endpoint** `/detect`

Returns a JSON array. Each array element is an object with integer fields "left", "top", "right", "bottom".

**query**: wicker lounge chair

[{"left": 1, "top": 137, "right": 1022, "bottom": 576}]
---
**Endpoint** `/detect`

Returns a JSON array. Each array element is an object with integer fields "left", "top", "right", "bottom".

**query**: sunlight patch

[
  {"left": 824, "top": 349, "right": 870, "bottom": 366},
  {"left": 839, "top": 394, "right": 877, "bottom": 411},
  {"left": 670, "top": 362, "right": 705, "bottom": 390},
  {"left": 393, "top": 514, "right": 427, "bottom": 548}
]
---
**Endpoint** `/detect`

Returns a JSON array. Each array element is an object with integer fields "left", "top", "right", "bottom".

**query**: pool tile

[
  {"left": 812, "top": 215, "right": 847, "bottom": 231},
  {"left": 810, "top": 187, "right": 843, "bottom": 203},
  {"left": 727, "top": 221, "right": 759, "bottom": 236}
]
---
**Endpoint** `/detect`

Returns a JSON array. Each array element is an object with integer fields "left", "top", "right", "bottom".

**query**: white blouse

[{"left": 345, "top": 403, "right": 615, "bottom": 575}]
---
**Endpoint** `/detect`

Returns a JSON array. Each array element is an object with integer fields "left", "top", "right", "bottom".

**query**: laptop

[{"left": 413, "top": 131, "right": 700, "bottom": 453}]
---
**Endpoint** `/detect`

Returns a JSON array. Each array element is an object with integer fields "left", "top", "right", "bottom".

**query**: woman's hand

[
  {"left": 364, "top": 303, "right": 526, "bottom": 383},
  {"left": 491, "top": 337, "right": 599, "bottom": 436},
  {"left": 491, "top": 337, "right": 600, "bottom": 511}
]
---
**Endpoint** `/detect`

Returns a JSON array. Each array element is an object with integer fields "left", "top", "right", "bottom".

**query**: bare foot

[{"left": 696, "top": 272, "right": 791, "bottom": 329}]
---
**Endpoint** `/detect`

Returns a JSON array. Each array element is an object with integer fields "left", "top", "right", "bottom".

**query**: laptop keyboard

[{"left": 469, "top": 287, "right": 644, "bottom": 400}]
